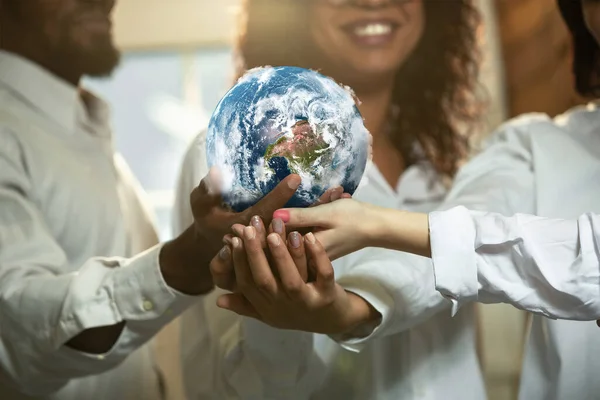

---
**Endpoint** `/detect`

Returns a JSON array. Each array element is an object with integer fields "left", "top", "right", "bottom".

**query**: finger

[
  {"left": 273, "top": 206, "right": 330, "bottom": 229},
  {"left": 250, "top": 215, "right": 267, "bottom": 247},
  {"left": 311, "top": 186, "right": 342, "bottom": 207},
  {"left": 312, "top": 230, "right": 346, "bottom": 262},
  {"left": 210, "top": 246, "right": 236, "bottom": 291},
  {"left": 304, "top": 232, "right": 335, "bottom": 291},
  {"left": 288, "top": 231, "right": 308, "bottom": 282},
  {"left": 250, "top": 174, "right": 301, "bottom": 226},
  {"left": 243, "top": 226, "right": 278, "bottom": 296},
  {"left": 190, "top": 167, "right": 223, "bottom": 209},
  {"left": 341, "top": 193, "right": 352, "bottom": 199},
  {"left": 266, "top": 233, "right": 306, "bottom": 299},
  {"left": 217, "top": 293, "right": 262, "bottom": 320},
  {"left": 231, "top": 224, "right": 245, "bottom": 238},
  {"left": 223, "top": 234, "right": 234, "bottom": 246},
  {"left": 269, "top": 217, "right": 287, "bottom": 242},
  {"left": 232, "top": 237, "right": 255, "bottom": 296}
]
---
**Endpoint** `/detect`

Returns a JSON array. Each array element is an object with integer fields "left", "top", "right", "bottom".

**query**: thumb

[{"left": 273, "top": 205, "right": 331, "bottom": 229}]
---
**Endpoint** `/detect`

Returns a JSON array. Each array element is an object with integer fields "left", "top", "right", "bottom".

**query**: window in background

[{"left": 85, "top": 47, "right": 233, "bottom": 240}]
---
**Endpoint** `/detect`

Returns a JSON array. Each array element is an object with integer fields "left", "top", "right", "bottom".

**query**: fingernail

[
  {"left": 330, "top": 188, "right": 342, "bottom": 201},
  {"left": 289, "top": 232, "right": 301, "bottom": 248},
  {"left": 267, "top": 233, "right": 280, "bottom": 247},
  {"left": 273, "top": 210, "right": 290, "bottom": 223},
  {"left": 305, "top": 232, "right": 316, "bottom": 244},
  {"left": 243, "top": 226, "right": 256, "bottom": 240},
  {"left": 232, "top": 237, "right": 242, "bottom": 249},
  {"left": 287, "top": 176, "right": 301, "bottom": 190},
  {"left": 251, "top": 215, "right": 263, "bottom": 233},
  {"left": 272, "top": 218, "right": 284, "bottom": 234},
  {"left": 232, "top": 225, "right": 244, "bottom": 237},
  {"left": 219, "top": 246, "right": 231, "bottom": 260}
]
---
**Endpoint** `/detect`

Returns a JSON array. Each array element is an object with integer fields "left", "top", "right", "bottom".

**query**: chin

[
  {"left": 80, "top": 42, "right": 121, "bottom": 77},
  {"left": 346, "top": 61, "right": 400, "bottom": 79}
]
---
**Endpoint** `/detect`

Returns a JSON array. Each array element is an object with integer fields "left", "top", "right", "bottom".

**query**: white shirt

[
  {"left": 430, "top": 207, "right": 600, "bottom": 320},
  {"left": 174, "top": 133, "right": 487, "bottom": 399},
  {"left": 426, "top": 105, "right": 600, "bottom": 399},
  {"left": 0, "top": 50, "right": 194, "bottom": 400}
]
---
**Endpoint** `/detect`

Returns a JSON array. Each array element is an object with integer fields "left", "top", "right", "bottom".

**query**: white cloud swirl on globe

[{"left": 206, "top": 66, "right": 370, "bottom": 211}]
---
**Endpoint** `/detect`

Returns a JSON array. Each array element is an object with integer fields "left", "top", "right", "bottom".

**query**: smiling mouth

[{"left": 342, "top": 21, "right": 400, "bottom": 46}]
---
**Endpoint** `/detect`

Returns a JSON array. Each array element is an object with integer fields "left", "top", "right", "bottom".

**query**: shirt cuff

[
  {"left": 330, "top": 276, "right": 394, "bottom": 352},
  {"left": 429, "top": 206, "right": 478, "bottom": 316},
  {"left": 111, "top": 244, "right": 199, "bottom": 322}
]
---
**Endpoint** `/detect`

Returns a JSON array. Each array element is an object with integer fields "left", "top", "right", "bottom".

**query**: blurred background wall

[{"left": 83, "top": 1, "right": 585, "bottom": 399}]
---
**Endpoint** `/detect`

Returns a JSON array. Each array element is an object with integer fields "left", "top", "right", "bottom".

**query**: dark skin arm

[{"left": 65, "top": 171, "right": 301, "bottom": 354}]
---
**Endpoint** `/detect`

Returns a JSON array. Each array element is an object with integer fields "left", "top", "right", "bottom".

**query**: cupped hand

[
  {"left": 216, "top": 227, "right": 379, "bottom": 335},
  {"left": 210, "top": 185, "right": 350, "bottom": 291},
  {"left": 161, "top": 167, "right": 300, "bottom": 295}
]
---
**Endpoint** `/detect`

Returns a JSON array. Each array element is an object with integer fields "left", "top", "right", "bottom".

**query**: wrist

[
  {"left": 367, "top": 209, "right": 431, "bottom": 257},
  {"left": 159, "top": 225, "right": 214, "bottom": 295},
  {"left": 340, "top": 292, "right": 382, "bottom": 337},
  {"left": 361, "top": 204, "right": 392, "bottom": 248}
]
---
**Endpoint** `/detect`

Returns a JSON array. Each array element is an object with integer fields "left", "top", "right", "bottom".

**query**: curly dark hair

[
  {"left": 558, "top": 0, "right": 600, "bottom": 97},
  {"left": 234, "top": 0, "right": 483, "bottom": 177}
]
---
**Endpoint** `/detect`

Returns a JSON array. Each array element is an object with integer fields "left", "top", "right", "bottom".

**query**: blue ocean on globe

[{"left": 206, "top": 66, "right": 370, "bottom": 212}]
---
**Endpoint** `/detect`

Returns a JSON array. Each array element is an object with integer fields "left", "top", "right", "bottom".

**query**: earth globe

[{"left": 206, "top": 66, "right": 370, "bottom": 212}]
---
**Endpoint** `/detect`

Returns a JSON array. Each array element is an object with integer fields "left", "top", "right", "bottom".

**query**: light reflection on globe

[{"left": 206, "top": 66, "right": 370, "bottom": 212}]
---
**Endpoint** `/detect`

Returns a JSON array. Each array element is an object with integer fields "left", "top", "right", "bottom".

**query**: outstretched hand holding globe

[{"left": 206, "top": 66, "right": 370, "bottom": 212}]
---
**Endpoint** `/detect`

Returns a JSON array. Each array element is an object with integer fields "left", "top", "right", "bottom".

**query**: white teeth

[{"left": 354, "top": 23, "right": 392, "bottom": 37}]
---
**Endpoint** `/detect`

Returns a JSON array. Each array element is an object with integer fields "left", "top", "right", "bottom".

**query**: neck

[
  {"left": 355, "top": 78, "right": 407, "bottom": 188},
  {"left": 1, "top": 30, "right": 81, "bottom": 87},
  {"left": 355, "top": 85, "right": 394, "bottom": 139}
]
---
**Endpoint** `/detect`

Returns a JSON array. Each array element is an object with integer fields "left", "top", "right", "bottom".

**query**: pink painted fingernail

[
  {"left": 273, "top": 210, "right": 290, "bottom": 223},
  {"left": 267, "top": 233, "right": 280, "bottom": 247},
  {"left": 272, "top": 218, "right": 284, "bottom": 234},
  {"left": 305, "top": 232, "right": 316, "bottom": 244}
]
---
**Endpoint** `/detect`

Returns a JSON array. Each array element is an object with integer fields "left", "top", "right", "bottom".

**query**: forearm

[
  {"left": 0, "top": 246, "right": 198, "bottom": 395},
  {"left": 64, "top": 226, "right": 213, "bottom": 354},
  {"left": 366, "top": 206, "right": 431, "bottom": 257}
]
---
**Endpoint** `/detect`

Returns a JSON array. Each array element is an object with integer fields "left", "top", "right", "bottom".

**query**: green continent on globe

[{"left": 264, "top": 120, "right": 331, "bottom": 174}]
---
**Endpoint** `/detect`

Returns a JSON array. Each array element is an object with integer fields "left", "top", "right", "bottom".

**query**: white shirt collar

[{"left": 0, "top": 50, "right": 111, "bottom": 136}]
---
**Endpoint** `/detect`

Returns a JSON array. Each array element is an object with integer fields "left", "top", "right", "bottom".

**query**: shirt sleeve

[
  {"left": 0, "top": 130, "right": 197, "bottom": 396},
  {"left": 333, "top": 115, "right": 541, "bottom": 348},
  {"left": 173, "top": 133, "right": 324, "bottom": 399},
  {"left": 429, "top": 206, "right": 600, "bottom": 320}
]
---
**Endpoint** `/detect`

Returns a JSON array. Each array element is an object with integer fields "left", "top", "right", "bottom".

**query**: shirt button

[{"left": 143, "top": 300, "right": 154, "bottom": 311}]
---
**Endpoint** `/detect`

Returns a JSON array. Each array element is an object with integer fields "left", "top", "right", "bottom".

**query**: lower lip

[{"left": 344, "top": 26, "right": 399, "bottom": 47}]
